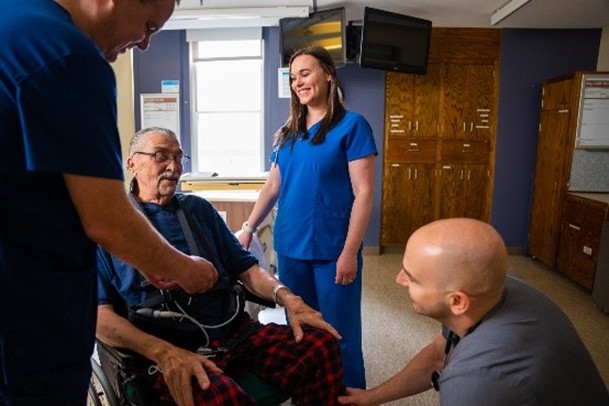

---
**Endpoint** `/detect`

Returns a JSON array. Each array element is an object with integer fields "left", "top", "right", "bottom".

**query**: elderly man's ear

[{"left": 126, "top": 156, "right": 137, "bottom": 176}]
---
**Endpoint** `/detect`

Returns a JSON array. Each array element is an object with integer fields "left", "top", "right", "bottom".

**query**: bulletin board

[
  {"left": 575, "top": 74, "right": 609, "bottom": 149},
  {"left": 140, "top": 93, "right": 180, "bottom": 134}
]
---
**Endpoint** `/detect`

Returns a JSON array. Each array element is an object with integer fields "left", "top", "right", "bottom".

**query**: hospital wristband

[{"left": 241, "top": 221, "right": 257, "bottom": 234}]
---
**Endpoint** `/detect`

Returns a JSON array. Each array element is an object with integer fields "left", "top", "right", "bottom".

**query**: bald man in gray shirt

[{"left": 339, "top": 218, "right": 608, "bottom": 406}]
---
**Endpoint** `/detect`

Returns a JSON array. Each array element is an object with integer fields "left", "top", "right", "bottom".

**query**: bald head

[{"left": 404, "top": 218, "right": 507, "bottom": 299}]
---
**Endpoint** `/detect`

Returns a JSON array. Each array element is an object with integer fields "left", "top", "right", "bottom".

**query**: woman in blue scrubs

[{"left": 239, "top": 46, "right": 377, "bottom": 389}]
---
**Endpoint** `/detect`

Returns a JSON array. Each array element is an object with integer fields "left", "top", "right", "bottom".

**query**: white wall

[{"left": 111, "top": 51, "right": 135, "bottom": 187}]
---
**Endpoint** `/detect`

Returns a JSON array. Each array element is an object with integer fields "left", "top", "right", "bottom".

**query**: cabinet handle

[
  {"left": 408, "top": 121, "right": 412, "bottom": 131},
  {"left": 460, "top": 169, "right": 464, "bottom": 180},
  {"left": 463, "top": 122, "right": 466, "bottom": 132},
  {"left": 558, "top": 109, "right": 569, "bottom": 114},
  {"left": 414, "top": 169, "right": 418, "bottom": 179},
  {"left": 467, "top": 170, "right": 471, "bottom": 180},
  {"left": 408, "top": 168, "right": 411, "bottom": 180},
  {"left": 568, "top": 223, "right": 580, "bottom": 231},
  {"left": 415, "top": 121, "right": 419, "bottom": 131},
  {"left": 470, "top": 122, "right": 474, "bottom": 132}
]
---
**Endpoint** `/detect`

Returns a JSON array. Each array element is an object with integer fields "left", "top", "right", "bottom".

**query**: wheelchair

[
  {"left": 88, "top": 340, "right": 290, "bottom": 406},
  {"left": 88, "top": 286, "right": 291, "bottom": 406}
]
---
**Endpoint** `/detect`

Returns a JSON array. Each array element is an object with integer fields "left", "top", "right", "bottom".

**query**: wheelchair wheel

[{"left": 88, "top": 357, "right": 122, "bottom": 406}]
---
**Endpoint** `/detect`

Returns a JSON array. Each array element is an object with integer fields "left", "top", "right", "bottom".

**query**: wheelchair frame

[{"left": 88, "top": 285, "right": 290, "bottom": 406}]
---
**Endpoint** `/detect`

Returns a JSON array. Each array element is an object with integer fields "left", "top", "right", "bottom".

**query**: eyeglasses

[
  {"left": 133, "top": 151, "right": 190, "bottom": 166},
  {"left": 431, "top": 331, "right": 459, "bottom": 391}
]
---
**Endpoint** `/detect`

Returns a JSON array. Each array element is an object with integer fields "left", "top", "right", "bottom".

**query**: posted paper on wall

[{"left": 140, "top": 93, "right": 180, "bottom": 134}]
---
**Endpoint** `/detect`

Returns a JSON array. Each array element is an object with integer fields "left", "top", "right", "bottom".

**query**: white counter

[{"left": 190, "top": 190, "right": 260, "bottom": 203}]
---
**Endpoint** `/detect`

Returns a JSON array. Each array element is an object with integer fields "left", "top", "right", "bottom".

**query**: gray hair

[{"left": 128, "top": 127, "right": 179, "bottom": 156}]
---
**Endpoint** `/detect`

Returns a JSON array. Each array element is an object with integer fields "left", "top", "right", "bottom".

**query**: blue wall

[
  {"left": 492, "top": 29, "right": 600, "bottom": 249},
  {"left": 133, "top": 27, "right": 601, "bottom": 251}
]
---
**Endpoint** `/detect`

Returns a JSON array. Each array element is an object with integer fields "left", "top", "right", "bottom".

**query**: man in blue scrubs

[{"left": 0, "top": 1, "right": 216, "bottom": 404}]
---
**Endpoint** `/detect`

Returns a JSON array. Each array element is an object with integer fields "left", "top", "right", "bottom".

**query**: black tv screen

[
  {"left": 359, "top": 7, "right": 432, "bottom": 74},
  {"left": 279, "top": 8, "right": 346, "bottom": 68}
]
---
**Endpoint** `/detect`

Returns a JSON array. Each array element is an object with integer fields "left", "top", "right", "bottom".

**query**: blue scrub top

[
  {"left": 0, "top": 0, "right": 123, "bottom": 387},
  {"left": 272, "top": 111, "right": 377, "bottom": 260}
]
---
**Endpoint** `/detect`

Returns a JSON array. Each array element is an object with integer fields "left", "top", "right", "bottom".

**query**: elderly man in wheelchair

[{"left": 93, "top": 127, "right": 345, "bottom": 406}]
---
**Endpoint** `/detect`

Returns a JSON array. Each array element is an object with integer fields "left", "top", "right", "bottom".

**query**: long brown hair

[{"left": 274, "top": 46, "right": 346, "bottom": 150}]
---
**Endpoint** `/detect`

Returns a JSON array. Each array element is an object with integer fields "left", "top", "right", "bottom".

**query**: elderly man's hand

[
  {"left": 147, "top": 256, "right": 218, "bottom": 293},
  {"left": 283, "top": 296, "right": 342, "bottom": 342},
  {"left": 155, "top": 345, "right": 223, "bottom": 406}
]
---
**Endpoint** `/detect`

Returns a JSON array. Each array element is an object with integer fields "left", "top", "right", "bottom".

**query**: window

[{"left": 189, "top": 29, "right": 264, "bottom": 176}]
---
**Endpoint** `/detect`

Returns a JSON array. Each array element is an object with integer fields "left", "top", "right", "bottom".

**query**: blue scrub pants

[{"left": 277, "top": 254, "right": 366, "bottom": 389}]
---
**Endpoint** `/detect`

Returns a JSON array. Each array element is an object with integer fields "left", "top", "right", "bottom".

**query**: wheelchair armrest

[{"left": 96, "top": 339, "right": 149, "bottom": 372}]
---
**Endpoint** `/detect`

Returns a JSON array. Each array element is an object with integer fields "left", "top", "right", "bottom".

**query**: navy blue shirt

[
  {"left": 98, "top": 194, "right": 258, "bottom": 333},
  {"left": 0, "top": 0, "right": 123, "bottom": 394}
]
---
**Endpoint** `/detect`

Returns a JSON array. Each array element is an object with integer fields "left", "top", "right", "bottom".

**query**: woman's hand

[{"left": 335, "top": 250, "right": 358, "bottom": 285}]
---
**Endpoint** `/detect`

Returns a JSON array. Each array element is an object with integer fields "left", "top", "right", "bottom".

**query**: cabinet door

[
  {"left": 557, "top": 221, "right": 597, "bottom": 291},
  {"left": 412, "top": 63, "right": 442, "bottom": 137},
  {"left": 437, "top": 164, "right": 465, "bottom": 219},
  {"left": 557, "top": 195, "right": 609, "bottom": 291},
  {"left": 442, "top": 64, "right": 496, "bottom": 139},
  {"left": 542, "top": 79, "right": 573, "bottom": 111},
  {"left": 381, "top": 163, "right": 434, "bottom": 246},
  {"left": 527, "top": 109, "right": 571, "bottom": 267},
  {"left": 385, "top": 72, "right": 414, "bottom": 138},
  {"left": 385, "top": 65, "right": 441, "bottom": 138},
  {"left": 462, "top": 165, "right": 490, "bottom": 220},
  {"left": 437, "top": 164, "right": 489, "bottom": 220}
]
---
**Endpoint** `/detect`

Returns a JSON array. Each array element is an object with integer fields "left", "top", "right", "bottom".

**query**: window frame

[{"left": 187, "top": 28, "right": 266, "bottom": 176}]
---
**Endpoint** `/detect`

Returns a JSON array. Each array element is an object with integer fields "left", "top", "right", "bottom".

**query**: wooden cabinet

[
  {"left": 437, "top": 139, "right": 491, "bottom": 220},
  {"left": 557, "top": 194, "right": 609, "bottom": 291},
  {"left": 528, "top": 107, "right": 573, "bottom": 267},
  {"left": 442, "top": 63, "right": 496, "bottom": 139},
  {"left": 437, "top": 164, "right": 490, "bottom": 220},
  {"left": 385, "top": 64, "right": 442, "bottom": 138},
  {"left": 381, "top": 163, "right": 434, "bottom": 247},
  {"left": 384, "top": 137, "right": 437, "bottom": 162},
  {"left": 381, "top": 137, "right": 436, "bottom": 246},
  {"left": 381, "top": 28, "right": 499, "bottom": 248},
  {"left": 541, "top": 78, "right": 572, "bottom": 111},
  {"left": 527, "top": 72, "right": 600, "bottom": 267}
]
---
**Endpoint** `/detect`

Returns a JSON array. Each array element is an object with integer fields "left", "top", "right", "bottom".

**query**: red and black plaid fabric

[{"left": 151, "top": 317, "right": 345, "bottom": 405}]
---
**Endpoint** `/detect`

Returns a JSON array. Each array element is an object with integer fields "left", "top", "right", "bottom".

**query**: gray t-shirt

[{"left": 439, "top": 276, "right": 608, "bottom": 405}]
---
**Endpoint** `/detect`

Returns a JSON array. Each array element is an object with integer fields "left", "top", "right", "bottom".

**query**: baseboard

[
  {"left": 506, "top": 246, "right": 525, "bottom": 255},
  {"left": 363, "top": 246, "right": 381, "bottom": 255},
  {"left": 379, "top": 246, "right": 404, "bottom": 254}
]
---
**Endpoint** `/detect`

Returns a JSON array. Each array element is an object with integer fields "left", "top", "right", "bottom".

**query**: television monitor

[
  {"left": 279, "top": 7, "right": 346, "bottom": 68},
  {"left": 359, "top": 7, "right": 432, "bottom": 74}
]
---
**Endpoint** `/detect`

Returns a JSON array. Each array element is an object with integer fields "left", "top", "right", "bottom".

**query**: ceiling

[
  {"left": 317, "top": 0, "right": 609, "bottom": 28},
  {"left": 169, "top": 0, "right": 609, "bottom": 29}
]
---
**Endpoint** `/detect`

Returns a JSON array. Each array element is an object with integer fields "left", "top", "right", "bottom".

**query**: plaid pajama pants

[{"left": 152, "top": 317, "right": 345, "bottom": 405}]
